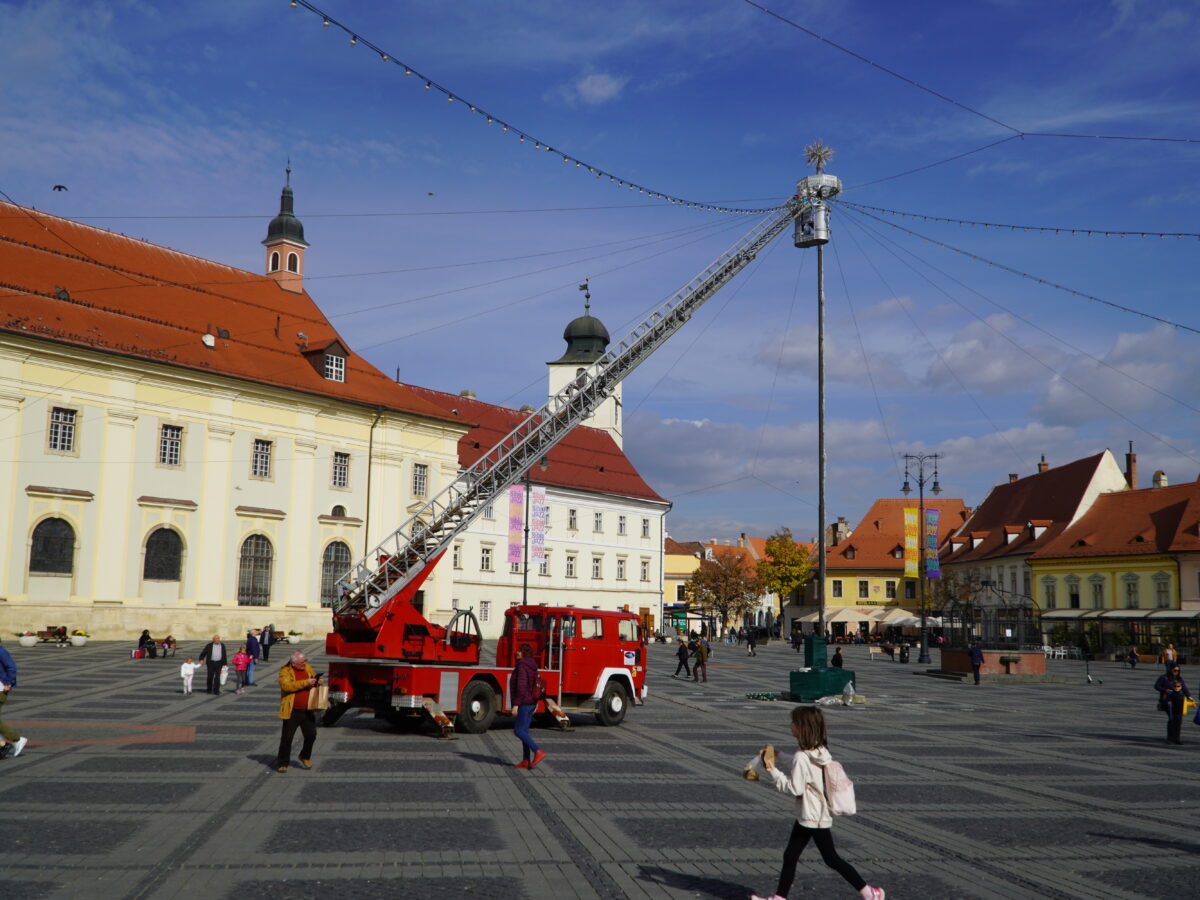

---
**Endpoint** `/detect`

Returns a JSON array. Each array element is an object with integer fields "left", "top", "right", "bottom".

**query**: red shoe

[
  {"left": 530, "top": 749, "right": 547, "bottom": 768},
  {"left": 513, "top": 760, "right": 531, "bottom": 769}
]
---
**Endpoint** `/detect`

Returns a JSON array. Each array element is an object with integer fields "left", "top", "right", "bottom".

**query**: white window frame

[
  {"left": 640, "top": 559, "right": 650, "bottom": 582},
  {"left": 831, "top": 579, "right": 843, "bottom": 599},
  {"left": 641, "top": 518, "right": 650, "bottom": 539},
  {"left": 412, "top": 462, "right": 428, "bottom": 497},
  {"left": 452, "top": 544, "right": 462, "bottom": 569},
  {"left": 324, "top": 353, "right": 346, "bottom": 382},
  {"left": 616, "top": 558, "right": 627, "bottom": 581},
  {"left": 592, "top": 555, "right": 602, "bottom": 579},
  {"left": 566, "top": 554, "right": 577, "bottom": 578},
  {"left": 568, "top": 508, "right": 578, "bottom": 530},
  {"left": 594, "top": 511, "right": 603, "bottom": 533},
  {"left": 250, "top": 438, "right": 273, "bottom": 479},
  {"left": 480, "top": 546, "right": 493, "bottom": 572},
  {"left": 479, "top": 600, "right": 491, "bottom": 623},
  {"left": 618, "top": 515, "right": 627, "bottom": 535},
  {"left": 47, "top": 406, "right": 78, "bottom": 454},
  {"left": 331, "top": 451, "right": 350, "bottom": 488},
  {"left": 158, "top": 423, "right": 183, "bottom": 467}
]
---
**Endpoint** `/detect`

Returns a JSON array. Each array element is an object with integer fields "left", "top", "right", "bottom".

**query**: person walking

[
  {"left": 245, "top": 629, "right": 261, "bottom": 686},
  {"left": 179, "top": 657, "right": 199, "bottom": 696},
  {"left": 275, "top": 650, "right": 319, "bottom": 772},
  {"left": 968, "top": 642, "right": 985, "bottom": 685},
  {"left": 509, "top": 643, "right": 546, "bottom": 769},
  {"left": 197, "top": 634, "right": 227, "bottom": 695},
  {"left": 1160, "top": 643, "right": 1177, "bottom": 671},
  {"left": 747, "top": 631, "right": 758, "bottom": 657},
  {"left": 692, "top": 637, "right": 709, "bottom": 683},
  {"left": 1155, "top": 664, "right": 1191, "bottom": 745},
  {"left": 0, "top": 636, "right": 29, "bottom": 760},
  {"left": 260, "top": 624, "right": 275, "bottom": 663},
  {"left": 231, "top": 645, "right": 251, "bottom": 695},
  {"left": 673, "top": 639, "right": 691, "bottom": 679},
  {"left": 751, "top": 707, "right": 885, "bottom": 900}
]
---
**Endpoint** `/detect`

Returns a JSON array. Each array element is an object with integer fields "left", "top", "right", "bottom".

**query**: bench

[
  {"left": 36, "top": 625, "right": 67, "bottom": 643},
  {"left": 868, "top": 645, "right": 894, "bottom": 662}
]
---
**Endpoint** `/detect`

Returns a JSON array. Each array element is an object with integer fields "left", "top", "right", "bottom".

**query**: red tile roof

[
  {"left": 940, "top": 452, "right": 1110, "bottom": 564},
  {"left": 1030, "top": 481, "right": 1200, "bottom": 559},
  {"left": 404, "top": 384, "right": 666, "bottom": 503},
  {"left": 827, "top": 498, "right": 970, "bottom": 571},
  {"left": 665, "top": 537, "right": 703, "bottom": 555},
  {"left": 0, "top": 201, "right": 457, "bottom": 423}
]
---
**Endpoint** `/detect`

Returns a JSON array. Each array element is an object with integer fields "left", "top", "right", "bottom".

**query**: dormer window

[
  {"left": 844, "top": 546, "right": 856, "bottom": 560},
  {"left": 891, "top": 546, "right": 903, "bottom": 559},
  {"left": 324, "top": 353, "right": 345, "bottom": 382}
]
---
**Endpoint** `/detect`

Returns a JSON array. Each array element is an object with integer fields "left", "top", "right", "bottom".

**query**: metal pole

[
  {"left": 918, "top": 478, "right": 930, "bottom": 664},
  {"left": 817, "top": 241, "right": 827, "bottom": 641},
  {"left": 521, "top": 473, "right": 531, "bottom": 605}
]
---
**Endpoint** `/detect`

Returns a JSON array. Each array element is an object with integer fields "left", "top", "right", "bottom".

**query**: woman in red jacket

[{"left": 509, "top": 643, "right": 546, "bottom": 769}]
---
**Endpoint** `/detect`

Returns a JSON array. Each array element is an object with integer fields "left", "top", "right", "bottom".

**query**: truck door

[{"left": 572, "top": 614, "right": 606, "bottom": 686}]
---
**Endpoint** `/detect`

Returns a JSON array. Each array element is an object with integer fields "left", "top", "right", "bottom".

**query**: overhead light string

[{"left": 289, "top": 1, "right": 780, "bottom": 215}]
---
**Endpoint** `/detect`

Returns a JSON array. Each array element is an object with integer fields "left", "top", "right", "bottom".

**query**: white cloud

[
  {"left": 548, "top": 71, "right": 629, "bottom": 106},
  {"left": 923, "top": 313, "right": 1065, "bottom": 394}
]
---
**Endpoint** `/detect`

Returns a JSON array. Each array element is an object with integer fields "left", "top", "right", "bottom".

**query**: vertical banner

[
  {"left": 507, "top": 484, "right": 525, "bottom": 565},
  {"left": 924, "top": 508, "right": 941, "bottom": 579},
  {"left": 530, "top": 487, "right": 547, "bottom": 562},
  {"left": 903, "top": 508, "right": 919, "bottom": 578}
]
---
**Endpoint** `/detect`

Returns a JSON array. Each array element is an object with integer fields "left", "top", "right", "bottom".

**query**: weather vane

[
  {"left": 804, "top": 140, "right": 834, "bottom": 174},
  {"left": 578, "top": 277, "right": 591, "bottom": 314}
]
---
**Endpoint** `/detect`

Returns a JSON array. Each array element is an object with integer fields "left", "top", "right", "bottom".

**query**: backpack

[
  {"left": 533, "top": 675, "right": 547, "bottom": 701},
  {"left": 822, "top": 760, "right": 856, "bottom": 816}
]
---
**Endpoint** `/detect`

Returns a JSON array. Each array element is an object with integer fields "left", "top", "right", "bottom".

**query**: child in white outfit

[{"left": 180, "top": 657, "right": 198, "bottom": 696}]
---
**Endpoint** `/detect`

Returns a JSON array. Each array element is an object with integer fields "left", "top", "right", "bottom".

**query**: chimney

[
  {"left": 1037, "top": 455, "right": 1048, "bottom": 474},
  {"left": 459, "top": 389, "right": 476, "bottom": 399},
  {"left": 1009, "top": 473, "right": 1019, "bottom": 484},
  {"left": 1153, "top": 470, "right": 1168, "bottom": 489},
  {"left": 1125, "top": 441, "right": 1137, "bottom": 490},
  {"left": 739, "top": 532, "right": 748, "bottom": 548}
]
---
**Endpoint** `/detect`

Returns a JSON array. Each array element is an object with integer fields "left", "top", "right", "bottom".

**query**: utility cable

[
  {"left": 842, "top": 205, "right": 1200, "bottom": 336},
  {"left": 839, "top": 201, "right": 1200, "bottom": 240},
  {"left": 291, "top": 1, "right": 782, "bottom": 215},
  {"left": 841, "top": 208, "right": 1200, "bottom": 468},
  {"left": 837, "top": 213, "right": 1030, "bottom": 471},
  {"left": 828, "top": 239, "right": 902, "bottom": 485},
  {"left": 844, "top": 136, "right": 1023, "bottom": 192}
]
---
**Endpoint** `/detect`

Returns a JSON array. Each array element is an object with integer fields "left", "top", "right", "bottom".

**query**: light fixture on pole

[
  {"left": 901, "top": 452, "right": 942, "bottom": 664},
  {"left": 795, "top": 141, "right": 840, "bottom": 647}
]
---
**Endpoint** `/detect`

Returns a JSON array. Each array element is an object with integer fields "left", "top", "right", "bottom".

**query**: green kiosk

[{"left": 789, "top": 634, "right": 855, "bottom": 702}]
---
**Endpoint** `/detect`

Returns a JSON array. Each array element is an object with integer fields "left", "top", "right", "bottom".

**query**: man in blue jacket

[{"left": 0, "top": 636, "right": 29, "bottom": 759}]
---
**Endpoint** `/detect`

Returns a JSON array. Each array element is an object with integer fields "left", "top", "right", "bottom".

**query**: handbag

[
  {"left": 307, "top": 683, "right": 330, "bottom": 711},
  {"left": 1184, "top": 697, "right": 1197, "bottom": 716},
  {"left": 219, "top": 666, "right": 229, "bottom": 685}
]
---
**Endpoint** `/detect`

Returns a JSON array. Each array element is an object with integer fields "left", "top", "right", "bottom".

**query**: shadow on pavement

[
  {"left": 1089, "top": 832, "right": 1200, "bottom": 855},
  {"left": 1076, "top": 732, "right": 1174, "bottom": 746},
  {"left": 457, "top": 751, "right": 509, "bottom": 767},
  {"left": 637, "top": 865, "right": 752, "bottom": 899}
]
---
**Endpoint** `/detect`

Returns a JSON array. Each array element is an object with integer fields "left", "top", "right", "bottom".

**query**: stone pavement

[{"left": 0, "top": 638, "right": 1195, "bottom": 900}]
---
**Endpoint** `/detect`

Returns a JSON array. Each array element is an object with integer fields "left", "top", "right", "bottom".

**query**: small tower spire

[
  {"left": 263, "top": 164, "right": 308, "bottom": 293},
  {"left": 578, "top": 278, "right": 591, "bottom": 315}
]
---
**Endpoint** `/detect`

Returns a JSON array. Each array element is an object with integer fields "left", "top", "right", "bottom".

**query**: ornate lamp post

[{"left": 902, "top": 452, "right": 942, "bottom": 664}]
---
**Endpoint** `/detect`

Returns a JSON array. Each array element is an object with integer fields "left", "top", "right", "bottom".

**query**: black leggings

[{"left": 776, "top": 821, "right": 865, "bottom": 896}]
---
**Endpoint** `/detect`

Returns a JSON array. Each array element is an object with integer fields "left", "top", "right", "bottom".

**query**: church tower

[
  {"left": 547, "top": 282, "right": 622, "bottom": 447},
  {"left": 263, "top": 166, "right": 308, "bottom": 293}
]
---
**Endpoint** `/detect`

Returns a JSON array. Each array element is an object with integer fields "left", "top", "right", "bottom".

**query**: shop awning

[
  {"left": 1039, "top": 609, "right": 1091, "bottom": 619},
  {"left": 1146, "top": 609, "right": 1200, "bottom": 620}
]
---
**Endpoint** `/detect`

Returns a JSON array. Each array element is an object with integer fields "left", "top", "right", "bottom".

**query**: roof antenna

[{"left": 578, "top": 277, "right": 591, "bottom": 315}]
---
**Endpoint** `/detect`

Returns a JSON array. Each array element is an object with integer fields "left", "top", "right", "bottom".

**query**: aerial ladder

[{"left": 328, "top": 178, "right": 828, "bottom": 665}]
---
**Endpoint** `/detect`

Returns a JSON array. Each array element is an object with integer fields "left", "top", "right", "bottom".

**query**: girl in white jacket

[{"left": 751, "top": 706, "right": 884, "bottom": 900}]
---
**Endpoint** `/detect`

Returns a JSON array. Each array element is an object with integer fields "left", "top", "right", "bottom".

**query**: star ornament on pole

[{"left": 804, "top": 140, "right": 834, "bottom": 174}]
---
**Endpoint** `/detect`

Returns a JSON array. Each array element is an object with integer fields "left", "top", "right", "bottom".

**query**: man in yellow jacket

[{"left": 275, "top": 650, "right": 319, "bottom": 773}]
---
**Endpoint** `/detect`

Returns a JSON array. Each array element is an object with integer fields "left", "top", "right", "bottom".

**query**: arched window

[
  {"left": 321, "top": 540, "right": 352, "bottom": 607},
  {"left": 144, "top": 528, "right": 183, "bottom": 581},
  {"left": 237, "top": 534, "right": 273, "bottom": 606},
  {"left": 287, "top": 252, "right": 299, "bottom": 273},
  {"left": 331, "top": 504, "right": 347, "bottom": 518},
  {"left": 30, "top": 517, "right": 74, "bottom": 574},
  {"left": 270, "top": 251, "right": 280, "bottom": 272}
]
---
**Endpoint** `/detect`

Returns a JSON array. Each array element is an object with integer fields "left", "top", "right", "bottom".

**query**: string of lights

[
  {"left": 290, "top": 0, "right": 783, "bottom": 216},
  {"left": 743, "top": 1, "right": 1199, "bottom": 145},
  {"left": 838, "top": 200, "right": 1200, "bottom": 240},
  {"left": 845, "top": 206, "right": 1200, "bottom": 337}
]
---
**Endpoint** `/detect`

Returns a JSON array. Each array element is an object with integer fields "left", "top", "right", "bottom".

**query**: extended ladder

[{"left": 336, "top": 194, "right": 803, "bottom": 617}]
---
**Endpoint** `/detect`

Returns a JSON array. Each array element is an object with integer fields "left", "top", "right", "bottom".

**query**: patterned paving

[{"left": 0, "top": 638, "right": 1193, "bottom": 899}]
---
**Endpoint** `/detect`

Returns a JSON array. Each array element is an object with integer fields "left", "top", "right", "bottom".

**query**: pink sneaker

[{"left": 859, "top": 888, "right": 885, "bottom": 900}]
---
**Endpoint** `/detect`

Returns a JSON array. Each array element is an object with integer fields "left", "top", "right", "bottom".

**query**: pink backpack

[{"left": 821, "top": 760, "right": 856, "bottom": 816}]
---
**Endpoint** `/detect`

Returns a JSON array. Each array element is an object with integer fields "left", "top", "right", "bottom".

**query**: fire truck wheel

[
  {"left": 595, "top": 680, "right": 629, "bottom": 727},
  {"left": 457, "top": 680, "right": 498, "bottom": 734}
]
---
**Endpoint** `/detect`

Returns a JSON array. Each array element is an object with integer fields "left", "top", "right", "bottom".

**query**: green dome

[
  {"left": 552, "top": 313, "right": 610, "bottom": 363},
  {"left": 262, "top": 180, "right": 308, "bottom": 248}
]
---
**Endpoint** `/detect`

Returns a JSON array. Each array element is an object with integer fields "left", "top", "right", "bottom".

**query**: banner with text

[
  {"left": 903, "top": 508, "right": 919, "bottom": 578},
  {"left": 507, "top": 485, "right": 525, "bottom": 565},
  {"left": 924, "top": 508, "right": 941, "bottom": 579},
  {"left": 530, "top": 487, "right": 546, "bottom": 562}
]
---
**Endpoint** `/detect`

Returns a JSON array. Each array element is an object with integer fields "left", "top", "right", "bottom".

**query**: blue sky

[{"left": 3, "top": 0, "right": 1198, "bottom": 542}]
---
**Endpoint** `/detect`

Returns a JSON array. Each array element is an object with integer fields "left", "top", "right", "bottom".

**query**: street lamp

[{"left": 901, "top": 452, "right": 942, "bottom": 664}]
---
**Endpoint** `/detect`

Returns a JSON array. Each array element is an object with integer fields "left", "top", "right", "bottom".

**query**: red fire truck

[{"left": 323, "top": 180, "right": 813, "bottom": 735}]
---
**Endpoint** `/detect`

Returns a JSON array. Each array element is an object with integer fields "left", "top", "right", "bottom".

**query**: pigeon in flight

[{"left": 52, "top": 185, "right": 68, "bottom": 191}]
